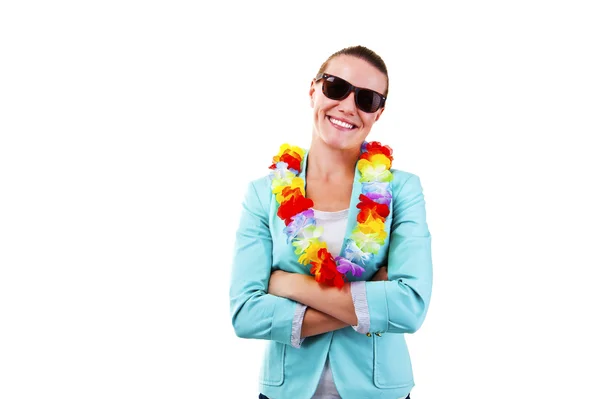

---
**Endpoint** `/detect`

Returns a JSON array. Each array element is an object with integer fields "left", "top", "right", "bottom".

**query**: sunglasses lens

[
  {"left": 356, "top": 90, "right": 383, "bottom": 113},
  {"left": 322, "top": 76, "right": 351, "bottom": 100}
]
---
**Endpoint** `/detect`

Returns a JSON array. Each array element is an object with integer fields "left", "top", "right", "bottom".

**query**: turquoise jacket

[{"left": 229, "top": 149, "right": 433, "bottom": 399}]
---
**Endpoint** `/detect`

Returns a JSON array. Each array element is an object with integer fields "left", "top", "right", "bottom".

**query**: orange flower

[{"left": 360, "top": 141, "right": 393, "bottom": 162}]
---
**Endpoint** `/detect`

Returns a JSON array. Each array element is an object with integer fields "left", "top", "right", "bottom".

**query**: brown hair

[{"left": 317, "top": 45, "right": 389, "bottom": 96}]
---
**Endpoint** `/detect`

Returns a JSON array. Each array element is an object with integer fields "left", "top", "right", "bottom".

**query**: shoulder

[
  {"left": 248, "top": 174, "right": 272, "bottom": 193},
  {"left": 389, "top": 169, "right": 429, "bottom": 232},
  {"left": 243, "top": 174, "right": 273, "bottom": 215},
  {"left": 390, "top": 168, "right": 424, "bottom": 198}
]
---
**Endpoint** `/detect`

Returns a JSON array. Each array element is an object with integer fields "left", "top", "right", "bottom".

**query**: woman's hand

[{"left": 370, "top": 266, "right": 388, "bottom": 281}]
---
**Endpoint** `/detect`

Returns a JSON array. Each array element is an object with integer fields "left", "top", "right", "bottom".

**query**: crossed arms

[{"left": 229, "top": 173, "right": 432, "bottom": 346}]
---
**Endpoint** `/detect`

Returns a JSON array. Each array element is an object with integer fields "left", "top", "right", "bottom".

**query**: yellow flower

[
  {"left": 274, "top": 177, "right": 305, "bottom": 202},
  {"left": 369, "top": 153, "right": 392, "bottom": 169},
  {"left": 357, "top": 219, "right": 387, "bottom": 243},
  {"left": 298, "top": 241, "right": 327, "bottom": 265},
  {"left": 357, "top": 159, "right": 393, "bottom": 182},
  {"left": 275, "top": 144, "right": 305, "bottom": 160},
  {"left": 270, "top": 170, "right": 296, "bottom": 194}
]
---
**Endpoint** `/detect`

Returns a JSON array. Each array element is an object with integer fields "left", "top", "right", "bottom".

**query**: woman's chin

[{"left": 322, "top": 134, "right": 362, "bottom": 151}]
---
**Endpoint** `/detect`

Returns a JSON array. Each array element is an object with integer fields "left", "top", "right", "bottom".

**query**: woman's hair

[{"left": 317, "top": 45, "right": 389, "bottom": 95}]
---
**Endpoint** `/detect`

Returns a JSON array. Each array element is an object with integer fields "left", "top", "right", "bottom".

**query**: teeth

[{"left": 329, "top": 117, "right": 354, "bottom": 129}]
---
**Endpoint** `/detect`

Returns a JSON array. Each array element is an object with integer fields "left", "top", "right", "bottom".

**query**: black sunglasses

[{"left": 315, "top": 73, "right": 386, "bottom": 113}]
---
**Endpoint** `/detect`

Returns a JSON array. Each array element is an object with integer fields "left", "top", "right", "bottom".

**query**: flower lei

[{"left": 268, "top": 141, "right": 394, "bottom": 288}]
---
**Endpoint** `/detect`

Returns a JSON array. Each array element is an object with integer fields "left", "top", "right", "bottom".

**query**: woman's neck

[{"left": 306, "top": 139, "right": 360, "bottom": 181}]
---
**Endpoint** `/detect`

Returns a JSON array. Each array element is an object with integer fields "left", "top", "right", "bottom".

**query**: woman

[{"left": 229, "top": 45, "right": 432, "bottom": 399}]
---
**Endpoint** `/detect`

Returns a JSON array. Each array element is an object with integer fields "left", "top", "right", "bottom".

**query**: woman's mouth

[{"left": 327, "top": 116, "right": 357, "bottom": 131}]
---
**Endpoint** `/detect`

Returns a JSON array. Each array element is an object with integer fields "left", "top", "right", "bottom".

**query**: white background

[{"left": 1, "top": 1, "right": 599, "bottom": 398}]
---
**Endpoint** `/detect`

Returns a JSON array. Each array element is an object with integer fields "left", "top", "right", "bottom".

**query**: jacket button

[
  {"left": 366, "top": 332, "right": 372, "bottom": 337},
  {"left": 375, "top": 333, "right": 382, "bottom": 337}
]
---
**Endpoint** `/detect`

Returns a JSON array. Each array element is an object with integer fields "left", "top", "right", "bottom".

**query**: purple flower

[
  {"left": 361, "top": 141, "right": 368, "bottom": 153},
  {"left": 335, "top": 257, "right": 365, "bottom": 277},
  {"left": 342, "top": 241, "right": 372, "bottom": 265},
  {"left": 362, "top": 182, "right": 392, "bottom": 206},
  {"left": 363, "top": 191, "right": 392, "bottom": 206},
  {"left": 362, "top": 182, "right": 391, "bottom": 195},
  {"left": 284, "top": 209, "right": 315, "bottom": 243}
]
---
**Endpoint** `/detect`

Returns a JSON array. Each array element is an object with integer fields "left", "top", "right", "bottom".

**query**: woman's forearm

[
  {"left": 269, "top": 268, "right": 388, "bottom": 328},
  {"left": 290, "top": 274, "right": 358, "bottom": 326},
  {"left": 301, "top": 307, "right": 349, "bottom": 338}
]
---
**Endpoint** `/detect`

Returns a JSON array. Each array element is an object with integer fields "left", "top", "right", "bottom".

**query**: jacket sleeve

[
  {"left": 229, "top": 178, "right": 299, "bottom": 345},
  {"left": 365, "top": 173, "right": 433, "bottom": 334}
]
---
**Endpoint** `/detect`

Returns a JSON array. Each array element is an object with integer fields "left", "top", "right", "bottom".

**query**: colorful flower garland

[{"left": 268, "top": 142, "right": 394, "bottom": 288}]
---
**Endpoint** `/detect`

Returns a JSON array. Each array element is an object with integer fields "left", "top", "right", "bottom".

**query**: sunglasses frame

[{"left": 314, "top": 73, "right": 386, "bottom": 113}]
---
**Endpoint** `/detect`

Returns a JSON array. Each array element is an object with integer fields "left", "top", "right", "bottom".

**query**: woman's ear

[
  {"left": 309, "top": 80, "right": 316, "bottom": 108},
  {"left": 375, "top": 107, "right": 385, "bottom": 122}
]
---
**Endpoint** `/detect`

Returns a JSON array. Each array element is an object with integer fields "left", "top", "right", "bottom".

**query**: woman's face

[{"left": 310, "top": 55, "right": 387, "bottom": 151}]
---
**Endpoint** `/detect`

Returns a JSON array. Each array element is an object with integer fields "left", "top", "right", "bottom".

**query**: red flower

[
  {"left": 360, "top": 141, "right": 394, "bottom": 162},
  {"left": 356, "top": 194, "right": 390, "bottom": 223},
  {"left": 279, "top": 153, "right": 302, "bottom": 172},
  {"left": 269, "top": 150, "right": 303, "bottom": 171},
  {"left": 277, "top": 187, "right": 313, "bottom": 225},
  {"left": 310, "top": 248, "right": 345, "bottom": 288}
]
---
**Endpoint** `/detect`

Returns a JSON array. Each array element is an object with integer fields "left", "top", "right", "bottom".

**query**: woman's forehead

[{"left": 324, "top": 55, "right": 387, "bottom": 94}]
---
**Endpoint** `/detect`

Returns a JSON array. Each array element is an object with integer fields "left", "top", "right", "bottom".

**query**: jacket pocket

[
  {"left": 373, "top": 333, "right": 414, "bottom": 388},
  {"left": 259, "top": 341, "right": 286, "bottom": 386}
]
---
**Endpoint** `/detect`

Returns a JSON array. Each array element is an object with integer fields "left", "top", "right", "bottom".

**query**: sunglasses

[{"left": 315, "top": 73, "right": 386, "bottom": 113}]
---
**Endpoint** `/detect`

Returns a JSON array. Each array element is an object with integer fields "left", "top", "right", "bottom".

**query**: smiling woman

[{"left": 229, "top": 45, "right": 432, "bottom": 399}]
